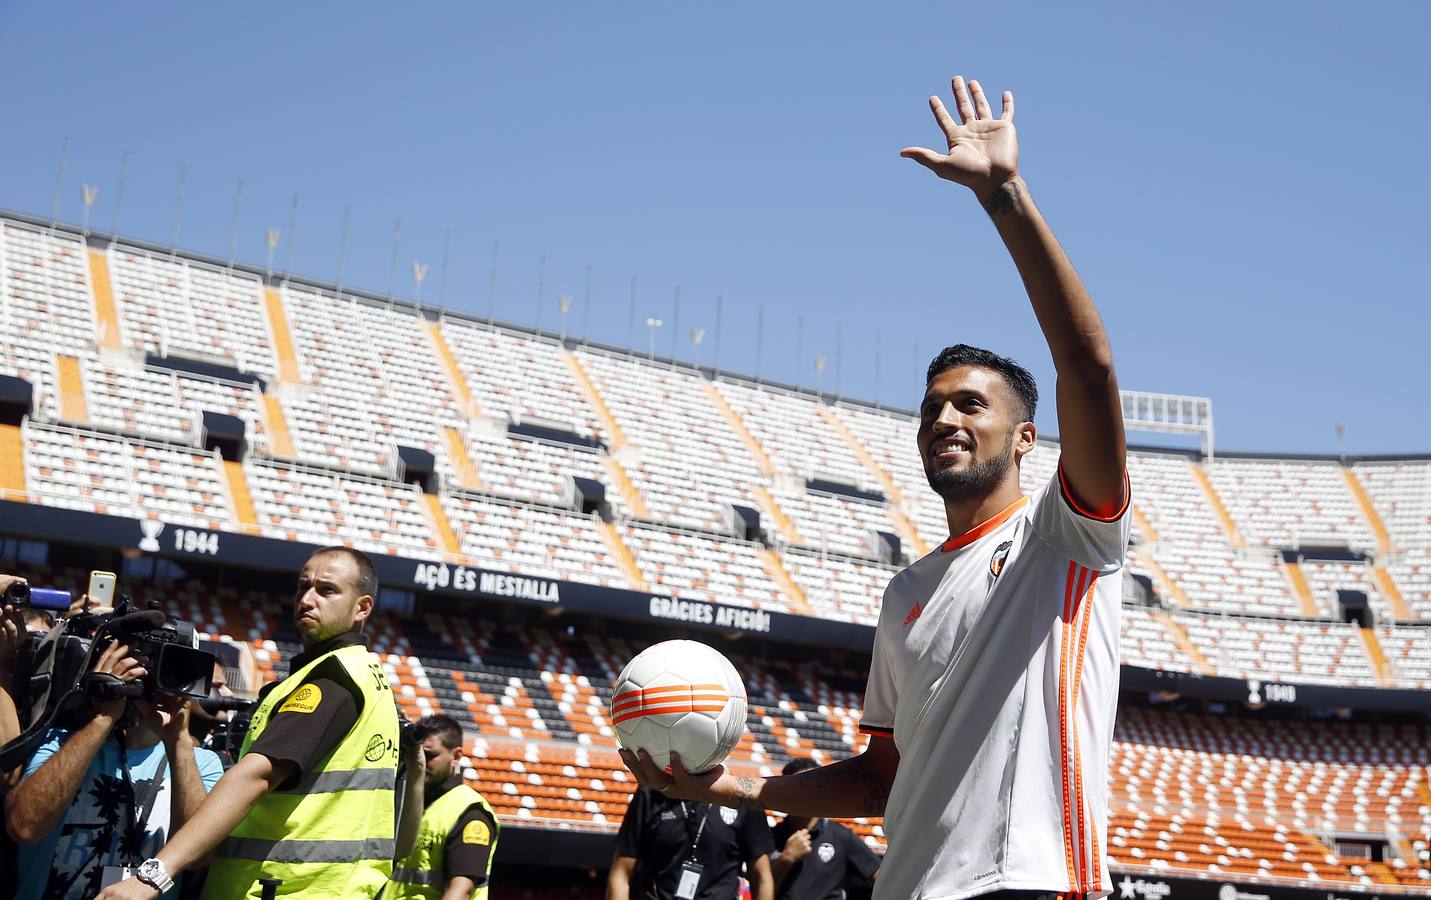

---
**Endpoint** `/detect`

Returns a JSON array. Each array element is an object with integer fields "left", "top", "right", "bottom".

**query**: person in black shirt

[
  {"left": 609, "top": 786, "right": 774, "bottom": 900},
  {"left": 769, "top": 760, "right": 879, "bottom": 900}
]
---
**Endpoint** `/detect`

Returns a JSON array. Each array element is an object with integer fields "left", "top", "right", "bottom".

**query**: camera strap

[{"left": 116, "top": 731, "right": 169, "bottom": 866}]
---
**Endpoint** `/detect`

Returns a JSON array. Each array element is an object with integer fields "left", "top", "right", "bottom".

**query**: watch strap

[{"left": 136, "top": 858, "right": 175, "bottom": 892}]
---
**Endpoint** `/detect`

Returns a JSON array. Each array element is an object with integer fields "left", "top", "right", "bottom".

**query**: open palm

[{"left": 901, "top": 76, "right": 1018, "bottom": 194}]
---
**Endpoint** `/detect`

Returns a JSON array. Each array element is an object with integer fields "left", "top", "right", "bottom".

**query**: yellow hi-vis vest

[
  {"left": 387, "top": 782, "right": 498, "bottom": 900},
  {"left": 201, "top": 643, "right": 400, "bottom": 899}
]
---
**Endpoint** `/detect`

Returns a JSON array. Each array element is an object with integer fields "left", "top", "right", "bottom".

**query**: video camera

[
  {"left": 198, "top": 691, "right": 258, "bottom": 759},
  {"left": 2, "top": 579, "right": 73, "bottom": 611},
  {"left": 1, "top": 591, "right": 215, "bottom": 771}
]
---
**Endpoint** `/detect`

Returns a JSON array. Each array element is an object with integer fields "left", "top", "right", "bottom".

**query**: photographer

[
  {"left": 96, "top": 546, "right": 401, "bottom": 900},
  {"left": 387, "top": 714, "right": 500, "bottom": 900},
  {"left": 1, "top": 574, "right": 30, "bottom": 773},
  {"left": 6, "top": 640, "right": 225, "bottom": 899},
  {"left": 188, "top": 657, "right": 238, "bottom": 758}
]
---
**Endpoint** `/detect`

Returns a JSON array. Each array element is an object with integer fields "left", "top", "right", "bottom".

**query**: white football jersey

[{"left": 861, "top": 462, "right": 1130, "bottom": 900}]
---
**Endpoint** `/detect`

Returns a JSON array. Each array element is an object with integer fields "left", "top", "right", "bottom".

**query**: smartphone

[{"left": 88, "top": 570, "right": 117, "bottom": 607}]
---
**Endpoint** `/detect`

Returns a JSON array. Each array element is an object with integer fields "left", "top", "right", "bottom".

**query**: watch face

[{"left": 137, "top": 859, "right": 169, "bottom": 888}]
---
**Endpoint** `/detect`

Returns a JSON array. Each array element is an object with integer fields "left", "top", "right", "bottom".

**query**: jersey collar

[{"left": 941, "top": 495, "right": 1029, "bottom": 552}]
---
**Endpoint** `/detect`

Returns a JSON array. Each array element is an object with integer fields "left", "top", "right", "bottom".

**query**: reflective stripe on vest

[
  {"left": 386, "top": 783, "right": 498, "bottom": 900},
  {"left": 200, "top": 643, "right": 399, "bottom": 900},
  {"left": 274, "top": 767, "right": 397, "bottom": 795},
  {"left": 219, "top": 836, "right": 397, "bottom": 864},
  {"left": 391, "top": 866, "right": 440, "bottom": 886}
]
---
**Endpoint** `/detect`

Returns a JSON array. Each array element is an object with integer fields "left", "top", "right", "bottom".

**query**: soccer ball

[{"left": 610, "top": 640, "right": 747, "bottom": 774}]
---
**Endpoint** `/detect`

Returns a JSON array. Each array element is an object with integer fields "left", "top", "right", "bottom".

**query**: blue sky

[{"left": 2, "top": 2, "right": 1427, "bottom": 455}]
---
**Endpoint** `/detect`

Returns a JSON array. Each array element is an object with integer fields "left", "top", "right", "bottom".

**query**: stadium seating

[
  {"left": 465, "top": 432, "right": 617, "bottom": 513},
  {"left": 1353, "top": 461, "right": 1431, "bottom": 550},
  {"left": 14, "top": 212, "right": 1431, "bottom": 898},
  {"left": 622, "top": 521, "right": 792, "bottom": 612},
  {"left": 1211, "top": 458, "right": 1377, "bottom": 552},
  {"left": 574, "top": 349, "right": 768, "bottom": 531},
  {"left": 440, "top": 319, "right": 605, "bottom": 438},
  {"left": 108, "top": 247, "right": 276, "bottom": 378},
  {"left": 0, "top": 221, "right": 96, "bottom": 422},
  {"left": 1111, "top": 706, "right": 1431, "bottom": 886},
  {"left": 441, "top": 493, "right": 631, "bottom": 588},
  {"left": 245, "top": 459, "right": 437, "bottom": 556},
  {"left": 1172, "top": 611, "right": 1379, "bottom": 686},
  {"left": 23, "top": 420, "right": 232, "bottom": 529},
  {"left": 25, "top": 564, "right": 1426, "bottom": 888}
]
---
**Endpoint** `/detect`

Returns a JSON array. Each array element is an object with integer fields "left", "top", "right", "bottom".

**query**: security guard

[
  {"left": 96, "top": 546, "right": 401, "bottom": 900},
  {"left": 387, "top": 714, "right": 499, "bottom": 900}
]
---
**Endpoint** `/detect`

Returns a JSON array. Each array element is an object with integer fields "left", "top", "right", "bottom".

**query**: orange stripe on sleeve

[{"left": 1058, "top": 462, "right": 1131, "bottom": 523}]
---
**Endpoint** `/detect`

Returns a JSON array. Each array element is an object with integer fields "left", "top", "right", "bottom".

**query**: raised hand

[{"left": 900, "top": 75, "right": 1018, "bottom": 200}]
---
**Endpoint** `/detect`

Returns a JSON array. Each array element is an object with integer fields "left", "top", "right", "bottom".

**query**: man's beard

[{"left": 926, "top": 429, "right": 1015, "bottom": 502}]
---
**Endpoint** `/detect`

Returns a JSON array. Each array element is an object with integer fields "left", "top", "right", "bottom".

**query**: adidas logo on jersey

[{"left": 902, "top": 603, "right": 923, "bottom": 628}]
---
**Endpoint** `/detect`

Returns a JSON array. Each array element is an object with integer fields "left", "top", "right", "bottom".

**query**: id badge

[
  {"left": 675, "top": 860, "right": 704, "bottom": 900},
  {"left": 101, "top": 866, "right": 136, "bottom": 888}
]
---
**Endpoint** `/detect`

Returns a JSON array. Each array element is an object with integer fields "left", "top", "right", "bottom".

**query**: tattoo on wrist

[
  {"left": 982, "top": 181, "right": 1021, "bottom": 217},
  {"left": 734, "top": 776, "right": 762, "bottom": 810}
]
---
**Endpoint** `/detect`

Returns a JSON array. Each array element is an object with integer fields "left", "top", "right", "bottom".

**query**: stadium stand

[
  {"left": 23, "top": 420, "right": 233, "bottom": 529},
  {"left": 12, "top": 562, "right": 1429, "bottom": 889},
  {"left": 7, "top": 215, "right": 1431, "bottom": 893},
  {"left": 1211, "top": 458, "right": 1379, "bottom": 552},
  {"left": 573, "top": 348, "right": 766, "bottom": 532},
  {"left": 107, "top": 246, "right": 277, "bottom": 378}
]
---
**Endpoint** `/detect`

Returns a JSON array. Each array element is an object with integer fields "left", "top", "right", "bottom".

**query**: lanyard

[
  {"left": 116, "top": 732, "right": 169, "bottom": 866},
  {"left": 680, "top": 802, "right": 708, "bottom": 860}
]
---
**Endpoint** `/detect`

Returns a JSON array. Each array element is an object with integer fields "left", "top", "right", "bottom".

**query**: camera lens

[{"left": 3, "top": 582, "right": 30, "bottom": 604}]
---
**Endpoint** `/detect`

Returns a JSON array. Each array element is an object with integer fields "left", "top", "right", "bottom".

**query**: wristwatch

[{"left": 135, "top": 857, "right": 175, "bottom": 893}]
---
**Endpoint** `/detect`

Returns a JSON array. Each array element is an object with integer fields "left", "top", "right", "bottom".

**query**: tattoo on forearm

[
  {"left": 861, "top": 781, "right": 888, "bottom": 816},
  {"left": 734, "top": 776, "right": 762, "bottom": 810},
  {"left": 983, "top": 181, "right": 1021, "bottom": 217}
]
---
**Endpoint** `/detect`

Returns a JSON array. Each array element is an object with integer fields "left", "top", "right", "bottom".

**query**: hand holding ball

[{"left": 610, "top": 640, "right": 747, "bottom": 775}]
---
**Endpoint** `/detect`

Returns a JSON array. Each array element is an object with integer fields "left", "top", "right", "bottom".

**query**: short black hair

[
  {"left": 781, "top": 757, "right": 819, "bottom": 777},
  {"left": 413, "top": 713, "right": 464, "bottom": 750},
  {"left": 309, "top": 546, "right": 378, "bottom": 599},
  {"left": 21, "top": 607, "right": 55, "bottom": 631},
  {"left": 926, "top": 344, "right": 1038, "bottom": 423}
]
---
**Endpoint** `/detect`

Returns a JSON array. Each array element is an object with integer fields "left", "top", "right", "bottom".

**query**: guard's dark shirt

[
  {"left": 771, "top": 818, "right": 880, "bottom": 900},
  {"left": 614, "top": 788, "right": 775, "bottom": 900},
  {"left": 244, "top": 633, "right": 367, "bottom": 787},
  {"left": 425, "top": 774, "right": 499, "bottom": 885}
]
